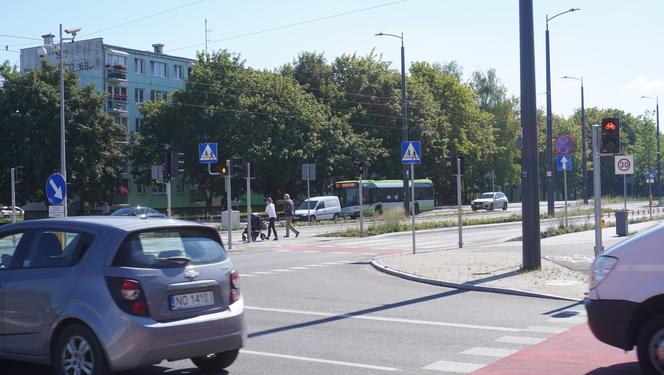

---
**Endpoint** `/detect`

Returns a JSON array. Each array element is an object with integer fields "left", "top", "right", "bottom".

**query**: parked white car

[
  {"left": 294, "top": 196, "right": 341, "bottom": 222},
  {"left": 1, "top": 206, "right": 24, "bottom": 218},
  {"left": 470, "top": 192, "right": 508, "bottom": 211}
]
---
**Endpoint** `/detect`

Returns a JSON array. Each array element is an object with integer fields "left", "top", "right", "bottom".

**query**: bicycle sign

[
  {"left": 615, "top": 155, "right": 634, "bottom": 175},
  {"left": 554, "top": 134, "right": 573, "bottom": 155}
]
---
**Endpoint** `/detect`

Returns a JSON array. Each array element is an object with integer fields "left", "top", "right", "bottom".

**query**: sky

[{"left": 2, "top": 0, "right": 663, "bottom": 119}]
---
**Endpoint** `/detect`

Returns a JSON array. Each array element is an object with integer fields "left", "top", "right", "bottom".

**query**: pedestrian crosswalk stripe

[
  {"left": 462, "top": 347, "right": 517, "bottom": 357},
  {"left": 522, "top": 325, "right": 568, "bottom": 334},
  {"left": 422, "top": 360, "right": 486, "bottom": 373},
  {"left": 495, "top": 336, "right": 546, "bottom": 345}
]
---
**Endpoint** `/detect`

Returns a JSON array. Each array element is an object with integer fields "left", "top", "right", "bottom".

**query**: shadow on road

[
  {"left": 0, "top": 359, "right": 229, "bottom": 375},
  {"left": 585, "top": 361, "right": 640, "bottom": 374}
]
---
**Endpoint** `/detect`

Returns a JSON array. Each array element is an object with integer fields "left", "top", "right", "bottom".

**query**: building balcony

[
  {"left": 106, "top": 65, "right": 128, "bottom": 82},
  {"left": 106, "top": 99, "right": 128, "bottom": 113}
]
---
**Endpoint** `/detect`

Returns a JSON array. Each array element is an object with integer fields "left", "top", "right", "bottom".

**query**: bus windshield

[{"left": 337, "top": 187, "right": 358, "bottom": 207}]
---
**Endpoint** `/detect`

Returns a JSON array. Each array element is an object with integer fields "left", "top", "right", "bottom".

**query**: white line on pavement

[
  {"left": 307, "top": 264, "right": 329, "bottom": 267},
  {"left": 422, "top": 360, "right": 486, "bottom": 373},
  {"left": 461, "top": 347, "right": 517, "bottom": 357},
  {"left": 245, "top": 306, "right": 521, "bottom": 332},
  {"left": 495, "top": 336, "right": 546, "bottom": 345},
  {"left": 271, "top": 269, "right": 294, "bottom": 272},
  {"left": 323, "top": 262, "right": 341, "bottom": 265},
  {"left": 239, "top": 274, "right": 257, "bottom": 277},
  {"left": 253, "top": 272, "right": 276, "bottom": 275},
  {"left": 240, "top": 350, "right": 399, "bottom": 371},
  {"left": 289, "top": 266, "right": 310, "bottom": 270},
  {"left": 522, "top": 325, "right": 569, "bottom": 334}
]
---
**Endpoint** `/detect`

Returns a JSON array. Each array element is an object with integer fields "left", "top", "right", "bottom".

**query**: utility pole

[
  {"left": 520, "top": 0, "right": 542, "bottom": 270},
  {"left": 10, "top": 168, "right": 16, "bottom": 223},
  {"left": 246, "top": 162, "right": 251, "bottom": 243},
  {"left": 456, "top": 157, "right": 463, "bottom": 248}
]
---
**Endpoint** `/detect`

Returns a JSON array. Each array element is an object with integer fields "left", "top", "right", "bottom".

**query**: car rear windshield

[{"left": 112, "top": 227, "right": 227, "bottom": 268}]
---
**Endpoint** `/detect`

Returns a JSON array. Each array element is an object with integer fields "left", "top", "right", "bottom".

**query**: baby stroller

[{"left": 242, "top": 213, "right": 268, "bottom": 241}]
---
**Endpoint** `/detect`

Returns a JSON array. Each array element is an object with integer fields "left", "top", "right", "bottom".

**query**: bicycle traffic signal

[{"left": 601, "top": 117, "right": 620, "bottom": 154}]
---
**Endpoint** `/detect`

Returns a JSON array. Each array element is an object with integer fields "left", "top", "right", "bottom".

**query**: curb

[{"left": 370, "top": 257, "right": 582, "bottom": 302}]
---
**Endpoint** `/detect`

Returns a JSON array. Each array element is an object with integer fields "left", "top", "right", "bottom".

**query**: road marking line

[
  {"left": 422, "top": 360, "right": 486, "bottom": 373},
  {"left": 245, "top": 306, "right": 521, "bottom": 332},
  {"left": 522, "top": 325, "right": 569, "bottom": 334},
  {"left": 495, "top": 335, "right": 546, "bottom": 345},
  {"left": 275, "top": 250, "right": 292, "bottom": 252},
  {"left": 289, "top": 266, "right": 310, "bottom": 270},
  {"left": 330, "top": 251, "right": 350, "bottom": 254},
  {"left": 335, "top": 260, "right": 357, "bottom": 263},
  {"left": 307, "top": 264, "right": 329, "bottom": 267},
  {"left": 271, "top": 269, "right": 294, "bottom": 272},
  {"left": 253, "top": 271, "right": 276, "bottom": 275},
  {"left": 359, "top": 252, "right": 378, "bottom": 255},
  {"left": 546, "top": 316, "right": 586, "bottom": 324},
  {"left": 239, "top": 273, "right": 256, "bottom": 277},
  {"left": 304, "top": 250, "right": 321, "bottom": 253},
  {"left": 240, "top": 350, "right": 398, "bottom": 371},
  {"left": 323, "top": 262, "right": 341, "bottom": 265},
  {"left": 462, "top": 347, "right": 517, "bottom": 357}
]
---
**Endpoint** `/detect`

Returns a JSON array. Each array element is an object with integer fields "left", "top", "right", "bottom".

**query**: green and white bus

[{"left": 334, "top": 179, "right": 434, "bottom": 218}]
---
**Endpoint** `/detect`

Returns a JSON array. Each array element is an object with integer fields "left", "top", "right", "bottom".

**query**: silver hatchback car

[{"left": 0, "top": 217, "right": 246, "bottom": 374}]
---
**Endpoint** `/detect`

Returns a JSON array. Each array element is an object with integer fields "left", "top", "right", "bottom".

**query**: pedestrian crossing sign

[
  {"left": 198, "top": 143, "right": 218, "bottom": 164},
  {"left": 401, "top": 141, "right": 421, "bottom": 164}
]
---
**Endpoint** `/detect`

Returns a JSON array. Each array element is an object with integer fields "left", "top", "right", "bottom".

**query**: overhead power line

[
  {"left": 167, "top": 0, "right": 409, "bottom": 53},
  {"left": 83, "top": 0, "right": 207, "bottom": 37}
]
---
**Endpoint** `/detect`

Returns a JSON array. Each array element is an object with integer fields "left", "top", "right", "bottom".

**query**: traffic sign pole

[
  {"left": 410, "top": 163, "right": 416, "bottom": 254},
  {"left": 564, "top": 168, "right": 568, "bottom": 227}
]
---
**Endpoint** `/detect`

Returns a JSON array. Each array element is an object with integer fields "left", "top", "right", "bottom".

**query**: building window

[
  {"left": 107, "top": 54, "right": 127, "bottom": 69},
  {"left": 174, "top": 65, "right": 183, "bottom": 80},
  {"left": 151, "top": 61, "right": 167, "bottom": 77},
  {"left": 136, "top": 183, "right": 145, "bottom": 194},
  {"left": 135, "top": 88, "right": 144, "bottom": 103},
  {"left": 108, "top": 86, "right": 127, "bottom": 101},
  {"left": 152, "top": 184, "right": 166, "bottom": 194},
  {"left": 150, "top": 90, "right": 168, "bottom": 102},
  {"left": 134, "top": 58, "right": 144, "bottom": 74},
  {"left": 135, "top": 118, "right": 143, "bottom": 132}
]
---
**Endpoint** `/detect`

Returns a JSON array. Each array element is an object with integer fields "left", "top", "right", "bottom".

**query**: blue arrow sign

[
  {"left": 556, "top": 155, "right": 572, "bottom": 171},
  {"left": 198, "top": 143, "right": 218, "bottom": 164},
  {"left": 401, "top": 141, "right": 421, "bottom": 165},
  {"left": 46, "top": 173, "right": 67, "bottom": 206}
]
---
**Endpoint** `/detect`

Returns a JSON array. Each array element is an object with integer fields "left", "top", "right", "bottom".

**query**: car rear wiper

[{"left": 153, "top": 256, "right": 192, "bottom": 266}]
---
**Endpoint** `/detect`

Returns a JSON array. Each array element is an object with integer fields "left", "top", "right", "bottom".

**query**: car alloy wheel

[
  {"left": 55, "top": 324, "right": 109, "bottom": 375},
  {"left": 637, "top": 315, "right": 664, "bottom": 374}
]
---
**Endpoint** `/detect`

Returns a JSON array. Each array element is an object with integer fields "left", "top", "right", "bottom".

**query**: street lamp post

[
  {"left": 562, "top": 76, "right": 587, "bottom": 204},
  {"left": 375, "top": 32, "right": 410, "bottom": 214},
  {"left": 42, "top": 24, "right": 80, "bottom": 217},
  {"left": 545, "top": 8, "right": 579, "bottom": 217},
  {"left": 641, "top": 96, "right": 661, "bottom": 206}
]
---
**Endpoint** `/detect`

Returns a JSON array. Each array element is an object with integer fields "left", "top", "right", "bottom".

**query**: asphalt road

[{"left": 3, "top": 237, "right": 582, "bottom": 374}]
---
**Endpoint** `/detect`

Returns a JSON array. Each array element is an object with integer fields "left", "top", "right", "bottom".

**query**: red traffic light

[{"left": 603, "top": 121, "right": 618, "bottom": 131}]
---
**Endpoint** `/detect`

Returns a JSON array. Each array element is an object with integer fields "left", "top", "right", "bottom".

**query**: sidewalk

[{"left": 373, "top": 221, "right": 661, "bottom": 300}]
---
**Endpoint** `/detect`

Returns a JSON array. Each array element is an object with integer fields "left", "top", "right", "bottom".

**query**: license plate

[{"left": 169, "top": 291, "right": 215, "bottom": 310}]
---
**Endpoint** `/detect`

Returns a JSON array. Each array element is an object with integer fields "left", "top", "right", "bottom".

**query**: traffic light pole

[
  {"left": 226, "top": 159, "right": 232, "bottom": 250},
  {"left": 246, "top": 162, "right": 251, "bottom": 243},
  {"left": 166, "top": 180, "right": 172, "bottom": 218},
  {"left": 592, "top": 124, "right": 603, "bottom": 255},
  {"left": 359, "top": 175, "right": 364, "bottom": 237},
  {"left": 456, "top": 157, "right": 463, "bottom": 248},
  {"left": 10, "top": 168, "right": 16, "bottom": 223}
]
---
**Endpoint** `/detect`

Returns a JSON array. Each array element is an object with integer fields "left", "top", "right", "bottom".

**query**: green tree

[{"left": 0, "top": 62, "right": 126, "bottom": 208}]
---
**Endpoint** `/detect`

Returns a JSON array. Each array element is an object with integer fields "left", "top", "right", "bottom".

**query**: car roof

[
  {"left": 2, "top": 216, "right": 210, "bottom": 234},
  {"left": 304, "top": 196, "right": 338, "bottom": 200}
]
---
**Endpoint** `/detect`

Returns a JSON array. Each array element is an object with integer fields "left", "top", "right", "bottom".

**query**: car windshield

[
  {"left": 298, "top": 200, "right": 318, "bottom": 210},
  {"left": 111, "top": 207, "right": 152, "bottom": 216},
  {"left": 480, "top": 193, "right": 494, "bottom": 199}
]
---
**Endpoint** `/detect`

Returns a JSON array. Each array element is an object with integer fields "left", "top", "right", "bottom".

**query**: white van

[
  {"left": 294, "top": 196, "right": 341, "bottom": 222},
  {"left": 586, "top": 223, "right": 664, "bottom": 374}
]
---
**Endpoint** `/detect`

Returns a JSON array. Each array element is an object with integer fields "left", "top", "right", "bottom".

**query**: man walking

[
  {"left": 265, "top": 197, "right": 278, "bottom": 240},
  {"left": 283, "top": 193, "right": 300, "bottom": 238}
]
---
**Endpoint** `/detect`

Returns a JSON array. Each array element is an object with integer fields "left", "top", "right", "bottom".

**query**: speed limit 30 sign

[{"left": 615, "top": 155, "right": 634, "bottom": 175}]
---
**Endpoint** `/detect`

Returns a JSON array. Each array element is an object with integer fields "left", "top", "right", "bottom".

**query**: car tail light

[
  {"left": 230, "top": 270, "right": 240, "bottom": 303},
  {"left": 106, "top": 277, "right": 150, "bottom": 316}
]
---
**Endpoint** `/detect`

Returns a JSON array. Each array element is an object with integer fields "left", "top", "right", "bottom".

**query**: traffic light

[
  {"left": 220, "top": 165, "right": 229, "bottom": 176},
  {"left": 15, "top": 165, "right": 25, "bottom": 184},
  {"left": 231, "top": 156, "right": 243, "bottom": 177},
  {"left": 601, "top": 117, "right": 620, "bottom": 154},
  {"left": 458, "top": 155, "right": 465, "bottom": 175},
  {"left": 170, "top": 151, "right": 185, "bottom": 179},
  {"left": 354, "top": 160, "right": 364, "bottom": 177},
  {"left": 445, "top": 156, "right": 465, "bottom": 174}
]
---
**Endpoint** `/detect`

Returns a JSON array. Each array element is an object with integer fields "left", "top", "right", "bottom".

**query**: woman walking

[{"left": 265, "top": 197, "right": 278, "bottom": 240}]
